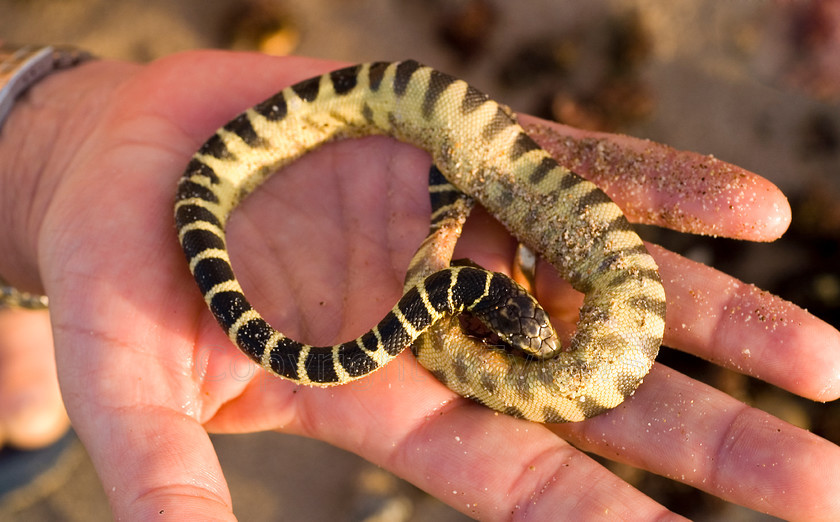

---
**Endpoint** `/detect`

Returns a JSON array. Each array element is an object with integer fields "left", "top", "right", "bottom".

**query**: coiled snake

[{"left": 173, "top": 60, "right": 666, "bottom": 422}]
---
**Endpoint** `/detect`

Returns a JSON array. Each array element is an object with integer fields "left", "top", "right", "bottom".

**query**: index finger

[{"left": 522, "top": 115, "right": 791, "bottom": 242}]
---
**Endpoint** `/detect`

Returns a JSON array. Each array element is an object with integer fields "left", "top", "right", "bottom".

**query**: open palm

[{"left": 6, "top": 51, "right": 838, "bottom": 520}]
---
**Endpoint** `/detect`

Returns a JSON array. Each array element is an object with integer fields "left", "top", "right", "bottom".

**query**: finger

[
  {"left": 519, "top": 240, "right": 840, "bottom": 401},
  {"left": 521, "top": 115, "right": 791, "bottom": 242},
  {"left": 49, "top": 286, "right": 237, "bottom": 520},
  {"left": 553, "top": 365, "right": 840, "bottom": 521},
  {"left": 652, "top": 244, "right": 840, "bottom": 401},
  {"left": 43, "top": 218, "right": 238, "bottom": 520},
  {"left": 82, "top": 408, "right": 234, "bottom": 520},
  {"left": 206, "top": 356, "right": 686, "bottom": 521}
]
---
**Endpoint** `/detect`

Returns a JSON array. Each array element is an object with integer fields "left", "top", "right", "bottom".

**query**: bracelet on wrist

[
  {"left": 0, "top": 43, "right": 94, "bottom": 131},
  {"left": 0, "top": 276, "right": 48, "bottom": 309}
]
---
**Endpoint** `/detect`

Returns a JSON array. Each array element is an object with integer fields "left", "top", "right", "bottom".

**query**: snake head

[
  {"left": 492, "top": 291, "right": 561, "bottom": 359},
  {"left": 469, "top": 273, "right": 562, "bottom": 359}
]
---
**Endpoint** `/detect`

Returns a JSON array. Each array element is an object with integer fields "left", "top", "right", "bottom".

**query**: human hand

[{"left": 1, "top": 51, "right": 837, "bottom": 520}]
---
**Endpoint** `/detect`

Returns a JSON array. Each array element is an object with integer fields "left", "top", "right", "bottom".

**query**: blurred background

[{"left": 1, "top": 0, "right": 838, "bottom": 519}]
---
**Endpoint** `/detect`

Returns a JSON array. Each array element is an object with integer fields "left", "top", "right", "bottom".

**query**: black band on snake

[{"left": 174, "top": 60, "right": 666, "bottom": 422}]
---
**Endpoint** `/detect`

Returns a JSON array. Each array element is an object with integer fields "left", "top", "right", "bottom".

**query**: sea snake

[{"left": 174, "top": 60, "right": 666, "bottom": 422}]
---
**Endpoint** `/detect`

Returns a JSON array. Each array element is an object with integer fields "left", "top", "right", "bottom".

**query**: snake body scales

[{"left": 174, "top": 60, "right": 666, "bottom": 422}]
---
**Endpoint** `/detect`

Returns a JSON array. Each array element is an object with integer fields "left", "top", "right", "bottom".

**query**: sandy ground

[{"left": 0, "top": 0, "right": 838, "bottom": 520}]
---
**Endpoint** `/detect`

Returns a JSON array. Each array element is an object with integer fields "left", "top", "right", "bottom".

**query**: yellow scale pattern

[{"left": 174, "top": 60, "right": 666, "bottom": 422}]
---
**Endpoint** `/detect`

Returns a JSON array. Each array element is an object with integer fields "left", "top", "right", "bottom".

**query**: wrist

[{"left": 0, "top": 58, "right": 124, "bottom": 291}]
